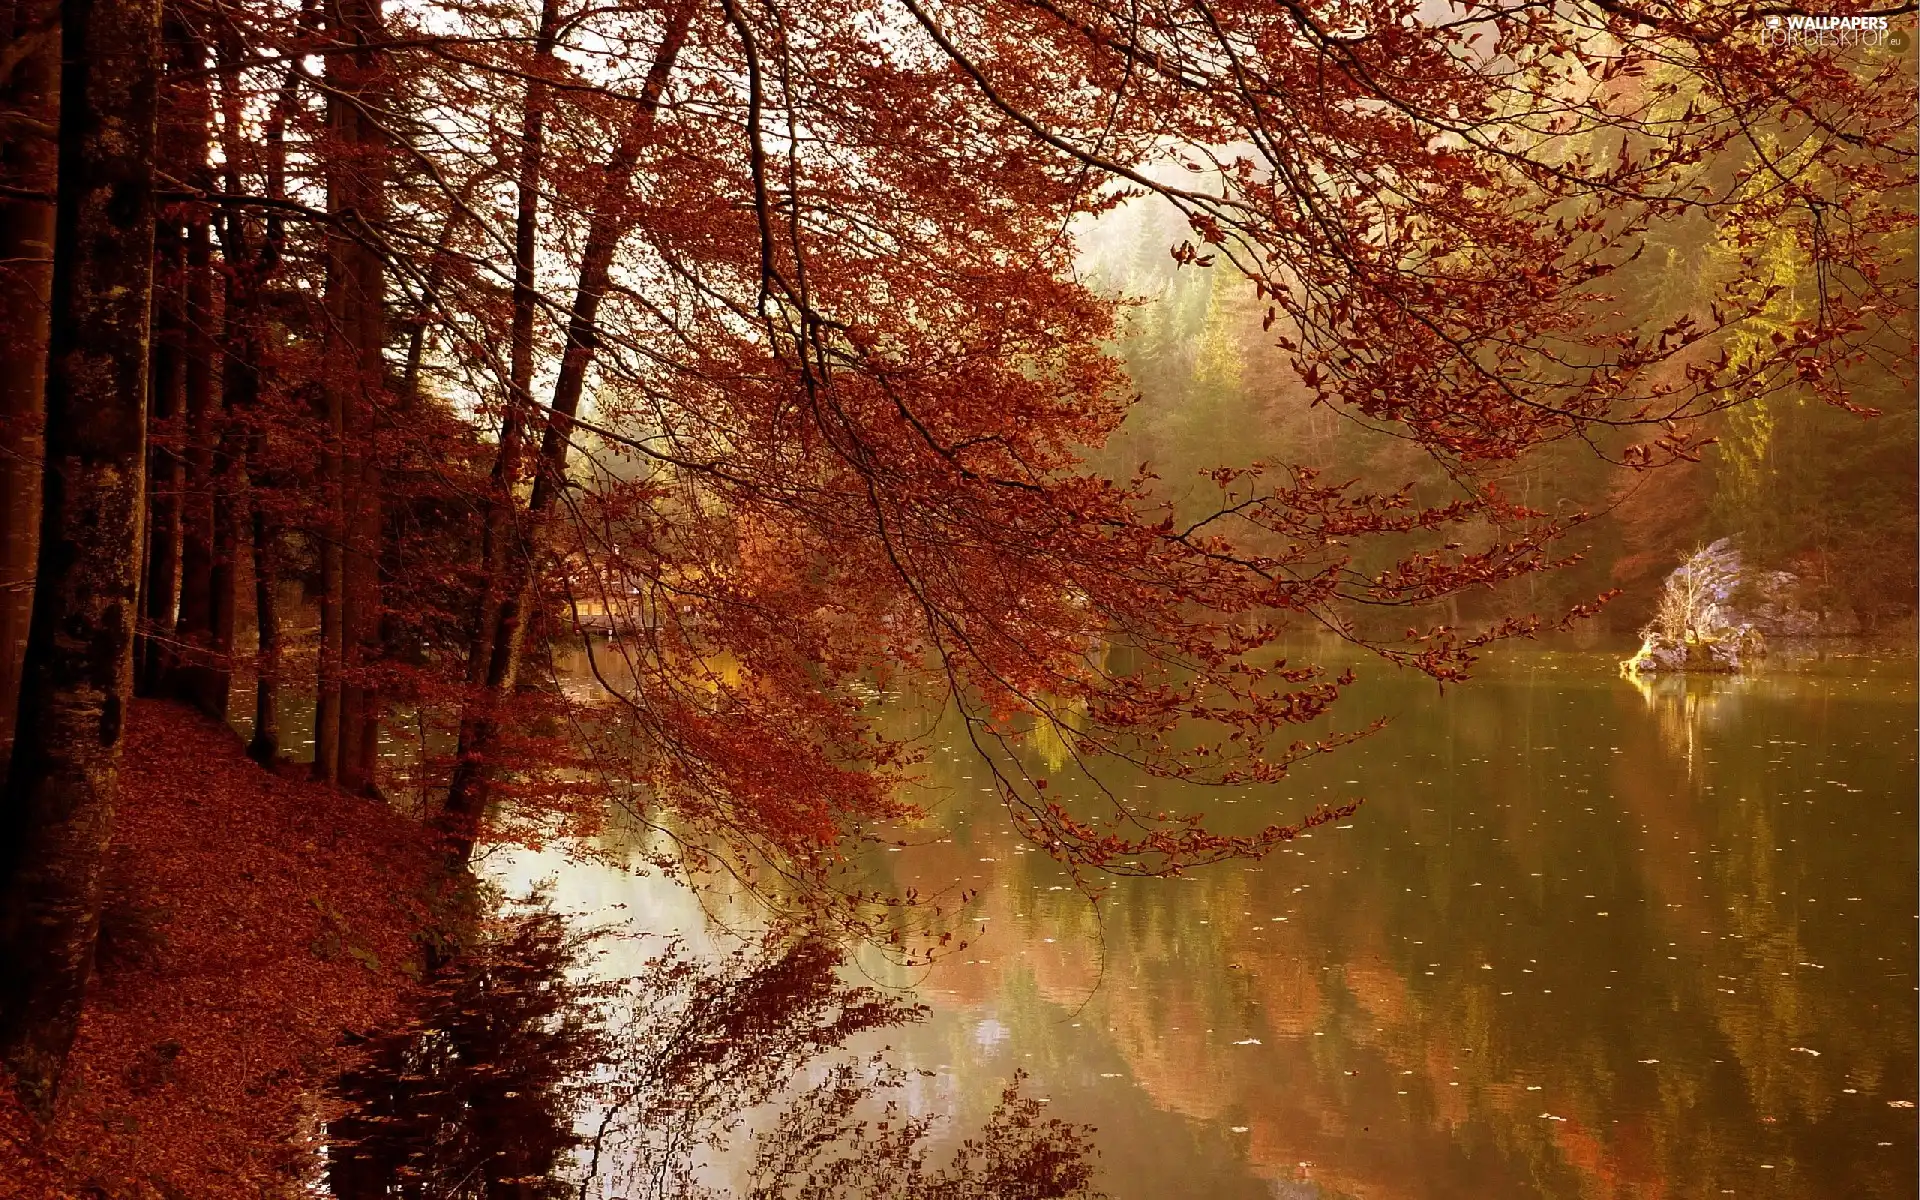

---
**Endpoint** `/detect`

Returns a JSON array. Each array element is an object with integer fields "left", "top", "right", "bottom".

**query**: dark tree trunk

[
  {"left": 313, "top": 377, "right": 343, "bottom": 781},
  {"left": 136, "top": 16, "right": 202, "bottom": 699},
  {"left": 218, "top": 32, "right": 296, "bottom": 769},
  {"left": 0, "top": 0, "right": 57, "bottom": 774},
  {"left": 442, "top": 0, "right": 691, "bottom": 851},
  {"left": 173, "top": 311, "right": 213, "bottom": 693},
  {"left": 225, "top": 246, "right": 281, "bottom": 763},
  {"left": 248, "top": 512, "right": 281, "bottom": 763},
  {"left": 317, "top": 0, "right": 386, "bottom": 789},
  {"left": 336, "top": 3, "right": 387, "bottom": 795},
  {"left": 0, "top": 0, "right": 158, "bottom": 1117},
  {"left": 164, "top": 26, "right": 224, "bottom": 718},
  {"left": 135, "top": 207, "right": 182, "bottom": 695},
  {"left": 192, "top": 205, "right": 233, "bottom": 720}
]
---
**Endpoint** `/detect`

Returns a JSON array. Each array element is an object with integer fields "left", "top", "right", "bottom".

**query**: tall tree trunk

[
  {"left": 441, "top": 0, "right": 691, "bottom": 851},
  {"left": 173, "top": 303, "right": 213, "bottom": 695},
  {"left": 215, "top": 30, "right": 290, "bottom": 768},
  {"left": 228, "top": 265, "right": 281, "bottom": 762},
  {"left": 0, "top": 0, "right": 57, "bottom": 774},
  {"left": 460, "top": 0, "right": 558, "bottom": 689},
  {"left": 339, "top": 8, "right": 387, "bottom": 795},
  {"left": 229, "top": 40, "right": 303, "bottom": 769},
  {"left": 312, "top": 364, "right": 342, "bottom": 780},
  {"left": 317, "top": 0, "right": 386, "bottom": 789},
  {"left": 0, "top": 0, "right": 158, "bottom": 1117},
  {"left": 135, "top": 208, "right": 182, "bottom": 695},
  {"left": 192, "top": 202, "right": 233, "bottom": 720},
  {"left": 248, "top": 508, "right": 280, "bottom": 762},
  {"left": 163, "top": 25, "right": 223, "bottom": 719},
  {"left": 136, "top": 18, "right": 197, "bottom": 699}
]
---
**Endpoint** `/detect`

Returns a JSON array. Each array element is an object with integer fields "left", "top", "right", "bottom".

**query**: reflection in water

[
  {"left": 740, "top": 1065, "right": 1101, "bottom": 1200},
  {"left": 327, "top": 904, "right": 1104, "bottom": 1199},
  {"left": 1621, "top": 664, "right": 1754, "bottom": 767},
  {"left": 581, "top": 932, "right": 921, "bottom": 1195},
  {"left": 334, "top": 646, "right": 1915, "bottom": 1199},
  {"left": 327, "top": 903, "right": 602, "bottom": 1199},
  {"left": 830, "top": 646, "right": 1917, "bottom": 1199}
]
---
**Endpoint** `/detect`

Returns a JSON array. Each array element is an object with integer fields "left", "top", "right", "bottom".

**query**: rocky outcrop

[
  {"left": 1621, "top": 539, "right": 1851, "bottom": 675},
  {"left": 1744, "top": 568, "right": 1861, "bottom": 638}
]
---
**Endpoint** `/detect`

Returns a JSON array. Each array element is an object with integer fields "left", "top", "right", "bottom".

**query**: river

[{"left": 480, "top": 641, "right": 1916, "bottom": 1199}]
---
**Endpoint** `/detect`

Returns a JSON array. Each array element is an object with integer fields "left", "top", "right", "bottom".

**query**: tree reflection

[
  {"left": 840, "top": 656, "right": 1916, "bottom": 1198},
  {"left": 741, "top": 1066, "right": 1100, "bottom": 1200},
  {"left": 326, "top": 902, "right": 1103, "bottom": 1199},
  {"left": 328, "top": 903, "right": 604, "bottom": 1199}
]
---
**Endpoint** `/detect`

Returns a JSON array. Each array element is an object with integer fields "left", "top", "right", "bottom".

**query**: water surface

[{"left": 507, "top": 643, "right": 1918, "bottom": 1198}]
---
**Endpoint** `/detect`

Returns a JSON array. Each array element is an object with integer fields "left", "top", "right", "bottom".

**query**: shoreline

[{"left": 1, "top": 700, "right": 450, "bottom": 1199}]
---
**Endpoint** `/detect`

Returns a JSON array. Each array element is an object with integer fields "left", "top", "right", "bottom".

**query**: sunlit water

[{"left": 493, "top": 642, "right": 1917, "bottom": 1199}]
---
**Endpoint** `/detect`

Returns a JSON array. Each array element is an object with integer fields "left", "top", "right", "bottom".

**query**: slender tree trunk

[
  {"left": 192, "top": 200, "right": 233, "bottom": 720},
  {"left": 167, "top": 33, "right": 219, "bottom": 715},
  {"left": 248, "top": 513, "right": 280, "bottom": 762},
  {"left": 337, "top": 300, "right": 381, "bottom": 789},
  {"left": 311, "top": 16, "right": 349, "bottom": 782},
  {"left": 312, "top": 365, "right": 343, "bottom": 780},
  {"left": 340, "top": 13, "right": 388, "bottom": 794},
  {"left": 224, "top": 38, "right": 299, "bottom": 769},
  {"left": 442, "top": 0, "right": 690, "bottom": 849},
  {"left": 0, "top": 0, "right": 57, "bottom": 775},
  {"left": 166, "top": 23, "right": 227, "bottom": 714},
  {"left": 135, "top": 208, "right": 182, "bottom": 695},
  {"left": 0, "top": 0, "right": 159, "bottom": 1117},
  {"left": 317, "top": 0, "right": 385, "bottom": 789},
  {"left": 136, "top": 18, "right": 202, "bottom": 699},
  {"left": 226, "top": 254, "right": 281, "bottom": 763},
  {"left": 461, "top": 0, "right": 559, "bottom": 688},
  {"left": 341, "top": 521, "right": 379, "bottom": 789},
  {"left": 173, "top": 324, "right": 213, "bottom": 692}
]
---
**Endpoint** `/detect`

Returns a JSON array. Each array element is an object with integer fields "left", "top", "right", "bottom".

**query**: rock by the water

[
  {"left": 1623, "top": 625, "right": 1764, "bottom": 675},
  {"left": 1745, "top": 569, "right": 1860, "bottom": 637},
  {"left": 1621, "top": 539, "right": 1844, "bottom": 675}
]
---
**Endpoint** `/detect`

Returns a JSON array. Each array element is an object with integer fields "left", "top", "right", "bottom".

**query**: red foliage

[
  {"left": 0, "top": 701, "right": 443, "bottom": 1197},
  {"left": 114, "top": 0, "right": 1919, "bottom": 887}
]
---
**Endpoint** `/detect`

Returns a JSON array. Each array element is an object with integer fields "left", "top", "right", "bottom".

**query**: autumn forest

[{"left": 0, "top": 0, "right": 1912, "bottom": 1195}]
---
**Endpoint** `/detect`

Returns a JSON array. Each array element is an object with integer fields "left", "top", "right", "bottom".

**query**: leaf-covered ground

[{"left": 1, "top": 699, "right": 444, "bottom": 1198}]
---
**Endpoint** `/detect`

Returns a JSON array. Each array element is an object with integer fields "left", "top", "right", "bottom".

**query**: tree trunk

[
  {"left": 173, "top": 317, "right": 213, "bottom": 693},
  {"left": 136, "top": 16, "right": 204, "bottom": 700},
  {"left": 0, "top": 0, "right": 159, "bottom": 1117},
  {"left": 248, "top": 508, "right": 280, "bottom": 763},
  {"left": 159, "top": 24, "right": 224, "bottom": 719},
  {"left": 442, "top": 0, "right": 691, "bottom": 850},
  {"left": 135, "top": 207, "right": 182, "bottom": 695},
  {"left": 461, "top": 0, "right": 559, "bottom": 690},
  {"left": 317, "top": 0, "right": 385, "bottom": 789},
  {"left": 165, "top": 30, "right": 220, "bottom": 713},
  {"left": 222, "top": 35, "right": 298, "bottom": 769},
  {"left": 225, "top": 247, "right": 280, "bottom": 762},
  {"left": 312, "top": 373, "right": 342, "bottom": 781},
  {"left": 192, "top": 202, "right": 233, "bottom": 720},
  {"left": 0, "top": 0, "right": 56, "bottom": 777}
]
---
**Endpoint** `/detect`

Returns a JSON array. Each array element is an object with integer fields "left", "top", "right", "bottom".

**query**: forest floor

[{"left": 0, "top": 699, "right": 451, "bottom": 1199}]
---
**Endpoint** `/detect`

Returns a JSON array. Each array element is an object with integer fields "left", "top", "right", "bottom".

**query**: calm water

[{"left": 494, "top": 642, "right": 1917, "bottom": 1199}]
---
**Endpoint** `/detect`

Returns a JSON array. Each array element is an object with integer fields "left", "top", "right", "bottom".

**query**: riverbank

[{"left": 1, "top": 700, "right": 449, "bottom": 1199}]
